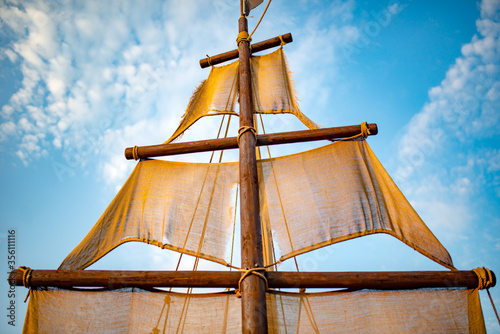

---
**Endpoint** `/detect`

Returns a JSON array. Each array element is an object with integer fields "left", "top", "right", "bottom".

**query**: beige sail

[
  {"left": 23, "top": 287, "right": 485, "bottom": 333},
  {"left": 164, "top": 48, "right": 319, "bottom": 144},
  {"left": 59, "top": 159, "right": 239, "bottom": 269},
  {"left": 59, "top": 140, "right": 453, "bottom": 271}
]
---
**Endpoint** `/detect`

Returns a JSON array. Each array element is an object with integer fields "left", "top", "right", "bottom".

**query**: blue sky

[{"left": 1, "top": 0, "right": 499, "bottom": 332}]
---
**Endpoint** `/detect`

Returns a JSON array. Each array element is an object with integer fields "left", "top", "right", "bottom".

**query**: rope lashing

[
  {"left": 237, "top": 126, "right": 257, "bottom": 147},
  {"left": 132, "top": 145, "right": 139, "bottom": 161},
  {"left": 235, "top": 267, "right": 268, "bottom": 298},
  {"left": 206, "top": 54, "right": 212, "bottom": 67},
  {"left": 278, "top": 35, "right": 286, "bottom": 46},
  {"left": 18, "top": 266, "right": 32, "bottom": 288},
  {"left": 18, "top": 266, "right": 33, "bottom": 303},
  {"left": 360, "top": 121, "right": 371, "bottom": 139},
  {"left": 236, "top": 31, "right": 252, "bottom": 45},
  {"left": 473, "top": 267, "right": 500, "bottom": 324},
  {"left": 338, "top": 122, "right": 372, "bottom": 142},
  {"left": 473, "top": 267, "right": 494, "bottom": 290}
]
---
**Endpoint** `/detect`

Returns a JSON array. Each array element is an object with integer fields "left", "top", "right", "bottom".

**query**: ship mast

[
  {"left": 9, "top": 2, "right": 496, "bottom": 333},
  {"left": 237, "top": 12, "right": 268, "bottom": 333}
]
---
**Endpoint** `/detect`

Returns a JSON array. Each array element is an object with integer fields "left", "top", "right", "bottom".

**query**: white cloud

[
  {"left": 1, "top": 104, "right": 14, "bottom": 117},
  {"left": 397, "top": 0, "right": 500, "bottom": 178},
  {"left": 394, "top": 0, "right": 500, "bottom": 245},
  {"left": 3, "top": 48, "right": 17, "bottom": 62},
  {"left": 0, "top": 0, "right": 377, "bottom": 187},
  {"left": 102, "top": 154, "right": 129, "bottom": 189},
  {"left": 0, "top": 0, "right": 241, "bottom": 181},
  {"left": 489, "top": 152, "right": 500, "bottom": 170},
  {"left": 0, "top": 121, "right": 16, "bottom": 141},
  {"left": 480, "top": 0, "right": 500, "bottom": 20}
]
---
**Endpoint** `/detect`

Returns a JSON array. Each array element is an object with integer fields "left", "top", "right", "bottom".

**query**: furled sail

[
  {"left": 23, "top": 287, "right": 485, "bottom": 333},
  {"left": 164, "top": 48, "right": 320, "bottom": 144},
  {"left": 59, "top": 140, "right": 453, "bottom": 270}
]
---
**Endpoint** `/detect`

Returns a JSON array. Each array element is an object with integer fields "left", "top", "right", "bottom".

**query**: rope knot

[
  {"left": 473, "top": 267, "right": 494, "bottom": 290},
  {"left": 474, "top": 267, "right": 500, "bottom": 324},
  {"left": 132, "top": 145, "right": 140, "bottom": 161},
  {"left": 18, "top": 266, "right": 32, "bottom": 288},
  {"left": 236, "top": 31, "right": 252, "bottom": 45},
  {"left": 361, "top": 122, "right": 371, "bottom": 139},
  {"left": 206, "top": 54, "right": 213, "bottom": 67},
  {"left": 237, "top": 126, "right": 257, "bottom": 147},
  {"left": 278, "top": 35, "right": 286, "bottom": 46},
  {"left": 235, "top": 267, "right": 268, "bottom": 298}
]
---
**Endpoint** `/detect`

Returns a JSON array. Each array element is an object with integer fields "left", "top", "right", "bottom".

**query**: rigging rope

[
  {"left": 237, "top": 125, "right": 257, "bottom": 146},
  {"left": 235, "top": 267, "right": 268, "bottom": 298},
  {"left": 249, "top": 0, "right": 272, "bottom": 39},
  {"left": 473, "top": 267, "right": 500, "bottom": 324},
  {"left": 337, "top": 121, "right": 371, "bottom": 141},
  {"left": 166, "top": 114, "right": 233, "bottom": 333}
]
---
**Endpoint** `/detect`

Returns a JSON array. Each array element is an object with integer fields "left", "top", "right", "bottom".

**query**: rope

[
  {"left": 18, "top": 266, "right": 32, "bottom": 303},
  {"left": 152, "top": 295, "right": 171, "bottom": 334},
  {"left": 237, "top": 126, "right": 257, "bottom": 146},
  {"left": 487, "top": 289, "right": 500, "bottom": 325},
  {"left": 235, "top": 267, "right": 268, "bottom": 298},
  {"left": 360, "top": 121, "right": 371, "bottom": 138},
  {"left": 225, "top": 259, "right": 281, "bottom": 273},
  {"left": 228, "top": 185, "right": 239, "bottom": 275},
  {"left": 278, "top": 34, "right": 286, "bottom": 46},
  {"left": 18, "top": 266, "right": 32, "bottom": 288},
  {"left": 473, "top": 267, "right": 500, "bottom": 324},
  {"left": 236, "top": 31, "right": 252, "bottom": 45},
  {"left": 249, "top": 0, "right": 272, "bottom": 38},
  {"left": 473, "top": 267, "right": 494, "bottom": 290},
  {"left": 338, "top": 122, "right": 371, "bottom": 142},
  {"left": 258, "top": 114, "right": 292, "bottom": 332},
  {"left": 132, "top": 145, "right": 139, "bottom": 161},
  {"left": 206, "top": 54, "right": 213, "bottom": 67}
]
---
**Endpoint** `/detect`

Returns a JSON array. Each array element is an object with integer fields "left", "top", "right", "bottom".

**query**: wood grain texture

[
  {"left": 9, "top": 270, "right": 489, "bottom": 290},
  {"left": 199, "top": 33, "right": 293, "bottom": 68},
  {"left": 237, "top": 16, "right": 268, "bottom": 333},
  {"left": 124, "top": 123, "right": 378, "bottom": 159}
]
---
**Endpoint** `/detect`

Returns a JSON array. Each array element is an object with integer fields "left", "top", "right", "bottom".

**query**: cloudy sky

[{"left": 1, "top": 0, "right": 499, "bottom": 332}]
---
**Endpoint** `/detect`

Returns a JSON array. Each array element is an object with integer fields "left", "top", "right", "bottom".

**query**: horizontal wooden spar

[
  {"left": 124, "top": 123, "right": 378, "bottom": 160},
  {"left": 199, "top": 33, "right": 293, "bottom": 68},
  {"left": 8, "top": 269, "right": 492, "bottom": 290}
]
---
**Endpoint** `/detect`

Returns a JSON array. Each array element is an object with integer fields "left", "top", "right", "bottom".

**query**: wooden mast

[{"left": 238, "top": 14, "right": 268, "bottom": 333}]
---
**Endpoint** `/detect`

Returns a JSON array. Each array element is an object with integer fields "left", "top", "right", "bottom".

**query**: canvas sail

[
  {"left": 164, "top": 48, "right": 320, "bottom": 144},
  {"left": 59, "top": 140, "right": 453, "bottom": 270},
  {"left": 23, "top": 287, "right": 486, "bottom": 333}
]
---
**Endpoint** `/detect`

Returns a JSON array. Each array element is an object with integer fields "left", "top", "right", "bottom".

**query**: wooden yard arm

[
  {"left": 8, "top": 269, "right": 493, "bottom": 290},
  {"left": 124, "top": 123, "right": 378, "bottom": 160}
]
